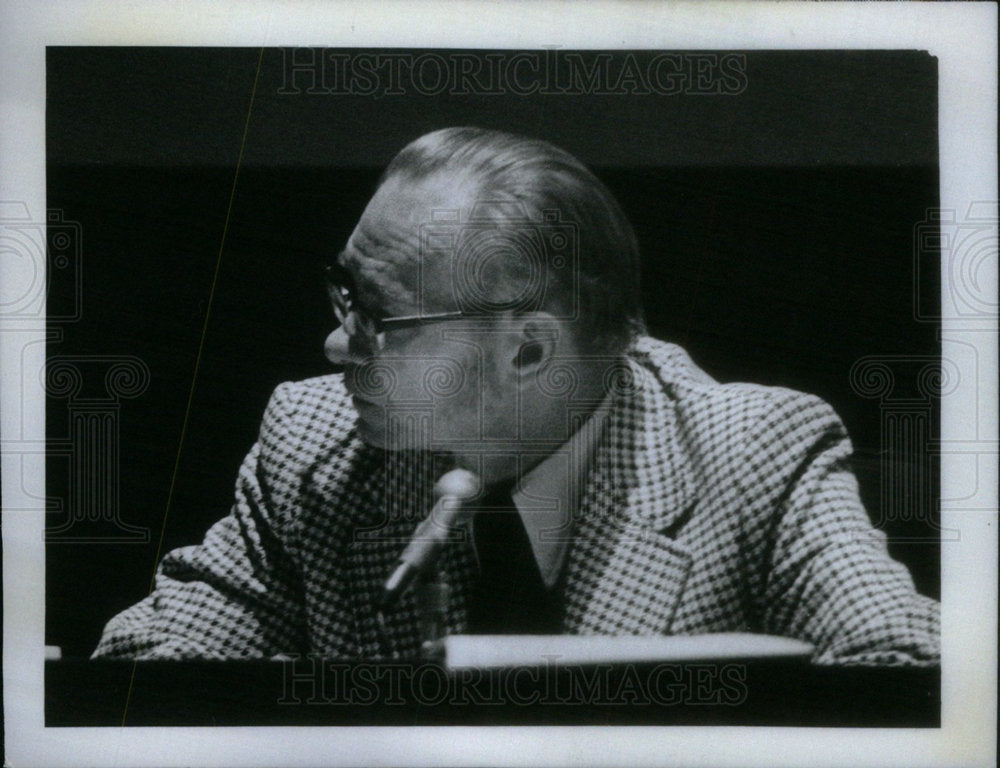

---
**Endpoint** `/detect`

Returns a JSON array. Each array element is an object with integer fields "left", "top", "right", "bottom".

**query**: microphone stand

[
  {"left": 377, "top": 469, "right": 479, "bottom": 660},
  {"left": 415, "top": 576, "right": 450, "bottom": 661}
]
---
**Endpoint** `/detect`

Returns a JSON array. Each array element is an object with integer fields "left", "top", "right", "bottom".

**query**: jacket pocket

[{"left": 565, "top": 528, "right": 693, "bottom": 635}]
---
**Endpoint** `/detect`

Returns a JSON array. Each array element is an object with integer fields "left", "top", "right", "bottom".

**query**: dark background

[{"left": 46, "top": 48, "right": 941, "bottom": 657}]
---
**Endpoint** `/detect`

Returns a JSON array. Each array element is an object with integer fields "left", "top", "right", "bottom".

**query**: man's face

[{"left": 327, "top": 172, "right": 515, "bottom": 452}]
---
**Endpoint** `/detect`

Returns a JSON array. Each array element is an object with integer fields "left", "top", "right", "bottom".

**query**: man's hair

[{"left": 381, "top": 127, "right": 645, "bottom": 354}]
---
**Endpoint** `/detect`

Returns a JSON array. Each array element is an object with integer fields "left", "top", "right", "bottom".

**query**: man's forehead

[
  {"left": 341, "top": 173, "right": 477, "bottom": 314},
  {"left": 339, "top": 239, "right": 416, "bottom": 316}
]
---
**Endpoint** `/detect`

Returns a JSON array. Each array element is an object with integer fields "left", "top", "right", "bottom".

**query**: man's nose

[{"left": 324, "top": 327, "right": 354, "bottom": 367}]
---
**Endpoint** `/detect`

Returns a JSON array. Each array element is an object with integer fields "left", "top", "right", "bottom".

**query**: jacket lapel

[
  {"left": 563, "top": 356, "right": 698, "bottom": 635},
  {"left": 343, "top": 448, "right": 435, "bottom": 658},
  {"left": 344, "top": 449, "right": 478, "bottom": 658}
]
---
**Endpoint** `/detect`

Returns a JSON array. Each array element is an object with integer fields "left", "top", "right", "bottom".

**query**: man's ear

[{"left": 512, "top": 314, "right": 560, "bottom": 379}]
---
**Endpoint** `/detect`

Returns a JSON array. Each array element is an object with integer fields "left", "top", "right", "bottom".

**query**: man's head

[
  {"left": 372, "top": 126, "right": 644, "bottom": 352},
  {"left": 324, "top": 127, "right": 644, "bottom": 479}
]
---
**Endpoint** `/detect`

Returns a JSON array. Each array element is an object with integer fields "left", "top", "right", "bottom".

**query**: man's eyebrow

[{"left": 335, "top": 248, "right": 393, "bottom": 318}]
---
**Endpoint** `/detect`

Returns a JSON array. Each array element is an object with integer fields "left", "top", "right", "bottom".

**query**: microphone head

[{"left": 434, "top": 468, "right": 480, "bottom": 501}]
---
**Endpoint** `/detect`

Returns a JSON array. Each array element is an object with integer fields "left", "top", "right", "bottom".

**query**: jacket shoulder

[
  {"left": 634, "top": 335, "right": 842, "bottom": 421},
  {"left": 630, "top": 336, "right": 849, "bottom": 474},
  {"left": 257, "top": 374, "right": 358, "bottom": 480},
  {"left": 262, "top": 373, "right": 353, "bottom": 428}
]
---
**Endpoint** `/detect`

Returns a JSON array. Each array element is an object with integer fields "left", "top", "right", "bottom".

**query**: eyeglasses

[{"left": 324, "top": 260, "right": 465, "bottom": 351}]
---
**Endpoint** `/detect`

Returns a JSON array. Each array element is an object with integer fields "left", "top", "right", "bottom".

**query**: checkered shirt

[{"left": 93, "top": 337, "right": 940, "bottom": 666}]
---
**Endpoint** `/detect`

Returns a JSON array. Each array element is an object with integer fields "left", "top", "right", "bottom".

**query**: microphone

[{"left": 380, "top": 468, "right": 480, "bottom": 611}]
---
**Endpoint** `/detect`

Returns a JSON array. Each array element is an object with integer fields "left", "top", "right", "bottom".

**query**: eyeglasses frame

[{"left": 324, "top": 262, "right": 466, "bottom": 350}]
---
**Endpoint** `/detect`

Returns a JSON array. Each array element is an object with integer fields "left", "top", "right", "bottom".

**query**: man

[{"left": 94, "top": 127, "right": 939, "bottom": 665}]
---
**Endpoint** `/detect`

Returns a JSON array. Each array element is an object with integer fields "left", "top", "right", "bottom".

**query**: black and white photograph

[{"left": 2, "top": 3, "right": 996, "bottom": 767}]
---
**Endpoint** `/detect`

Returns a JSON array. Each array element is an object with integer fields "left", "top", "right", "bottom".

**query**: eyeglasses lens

[{"left": 325, "top": 264, "right": 383, "bottom": 350}]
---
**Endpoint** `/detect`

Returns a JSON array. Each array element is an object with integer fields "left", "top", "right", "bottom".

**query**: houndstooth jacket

[{"left": 93, "top": 337, "right": 939, "bottom": 665}]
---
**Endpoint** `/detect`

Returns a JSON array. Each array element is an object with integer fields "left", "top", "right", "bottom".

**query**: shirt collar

[{"left": 510, "top": 395, "right": 613, "bottom": 588}]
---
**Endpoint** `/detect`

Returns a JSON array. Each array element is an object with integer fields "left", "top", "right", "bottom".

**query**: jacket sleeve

[
  {"left": 92, "top": 383, "right": 309, "bottom": 660},
  {"left": 746, "top": 389, "right": 940, "bottom": 666}
]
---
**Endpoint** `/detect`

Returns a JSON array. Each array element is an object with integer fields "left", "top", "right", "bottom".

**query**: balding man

[{"left": 94, "top": 127, "right": 939, "bottom": 665}]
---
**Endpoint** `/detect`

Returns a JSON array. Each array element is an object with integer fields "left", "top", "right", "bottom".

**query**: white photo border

[{"left": 2, "top": 2, "right": 996, "bottom": 767}]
